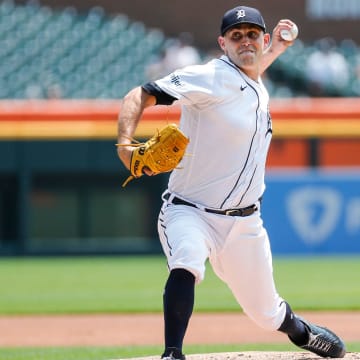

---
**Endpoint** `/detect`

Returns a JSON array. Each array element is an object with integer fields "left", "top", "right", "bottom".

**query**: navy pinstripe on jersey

[
  {"left": 153, "top": 55, "right": 272, "bottom": 209},
  {"left": 219, "top": 57, "right": 262, "bottom": 208}
]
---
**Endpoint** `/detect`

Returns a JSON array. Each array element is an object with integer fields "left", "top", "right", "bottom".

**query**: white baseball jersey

[
  {"left": 155, "top": 55, "right": 272, "bottom": 209},
  {"left": 156, "top": 55, "right": 286, "bottom": 331}
]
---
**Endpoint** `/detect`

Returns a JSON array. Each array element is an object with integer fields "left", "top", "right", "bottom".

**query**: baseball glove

[{"left": 117, "top": 123, "right": 189, "bottom": 187}]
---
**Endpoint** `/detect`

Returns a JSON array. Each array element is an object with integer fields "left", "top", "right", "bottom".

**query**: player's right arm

[{"left": 117, "top": 86, "right": 156, "bottom": 170}]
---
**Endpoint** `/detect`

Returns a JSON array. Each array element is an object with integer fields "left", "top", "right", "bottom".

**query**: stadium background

[
  {"left": 0, "top": 1, "right": 359, "bottom": 359},
  {"left": 0, "top": 0, "right": 359, "bottom": 256}
]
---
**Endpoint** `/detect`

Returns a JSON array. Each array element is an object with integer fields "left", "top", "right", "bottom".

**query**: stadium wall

[{"left": 0, "top": 98, "right": 359, "bottom": 255}]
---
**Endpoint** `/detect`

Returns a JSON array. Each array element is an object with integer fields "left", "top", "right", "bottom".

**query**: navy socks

[
  {"left": 278, "top": 301, "right": 308, "bottom": 345},
  {"left": 163, "top": 269, "right": 195, "bottom": 350}
]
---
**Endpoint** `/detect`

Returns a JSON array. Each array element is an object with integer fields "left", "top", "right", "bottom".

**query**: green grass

[
  {"left": 0, "top": 256, "right": 168, "bottom": 314},
  {"left": 0, "top": 255, "right": 359, "bottom": 314},
  {"left": 274, "top": 256, "right": 360, "bottom": 311},
  {"left": 1, "top": 343, "right": 360, "bottom": 360},
  {"left": 0, "top": 256, "right": 358, "bottom": 359}
]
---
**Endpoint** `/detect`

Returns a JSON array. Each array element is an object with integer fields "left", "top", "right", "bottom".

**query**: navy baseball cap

[{"left": 221, "top": 6, "right": 266, "bottom": 35}]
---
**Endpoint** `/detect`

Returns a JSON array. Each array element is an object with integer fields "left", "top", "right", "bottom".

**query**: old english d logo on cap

[
  {"left": 236, "top": 9, "right": 246, "bottom": 18},
  {"left": 221, "top": 6, "right": 266, "bottom": 35}
]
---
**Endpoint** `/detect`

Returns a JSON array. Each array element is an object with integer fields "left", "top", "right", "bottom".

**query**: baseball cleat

[
  {"left": 161, "top": 347, "right": 186, "bottom": 360},
  {"left": 289, "top": 317, "right": 346, "bottom": 358}
]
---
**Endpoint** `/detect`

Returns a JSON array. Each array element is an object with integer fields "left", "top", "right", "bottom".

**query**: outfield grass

[
  {"left": 274, "top": 256, "right": 360, "bottom": 311},
  {"left": 0, "top": 256, "right": 359, "bottom": 359},
  {"left": 0, "top": 255, "right": 359, "bottom": 314}
]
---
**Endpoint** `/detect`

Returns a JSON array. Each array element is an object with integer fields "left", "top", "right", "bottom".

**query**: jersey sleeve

[
  {"left": 142, "top": 82, "right": 178, "bottom": 105},
  {"left": 153, "top": 63, "right": 218, "bottom": 108}
]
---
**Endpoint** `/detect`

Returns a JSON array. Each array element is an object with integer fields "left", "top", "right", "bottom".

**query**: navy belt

[{"left": 164, "top": 193, "right": 260, "bottom": 217}]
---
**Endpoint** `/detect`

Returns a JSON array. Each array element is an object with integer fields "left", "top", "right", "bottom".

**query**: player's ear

[
  {"left": 217, "top": 36, "right": 226, "bottom": 51},
  {"left": 263, "top": 33, "right": 271, "bottom": 48}
]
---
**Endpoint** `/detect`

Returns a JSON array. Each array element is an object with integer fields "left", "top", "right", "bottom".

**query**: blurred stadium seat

[
  {"left": 0, "top": 1, "right": 165, "bottom": 99},
  {"left": 0, "top": 0, "right": 358, "bottom": 99}
]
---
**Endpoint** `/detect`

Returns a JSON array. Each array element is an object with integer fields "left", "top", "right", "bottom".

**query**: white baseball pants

[{"left": 158, "top": 200, "right": 287, "bottom": 331}]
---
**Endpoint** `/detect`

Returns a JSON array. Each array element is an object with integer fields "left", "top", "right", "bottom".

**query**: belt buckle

[{"left": 225, "top": 208, "right": 241, "bottom": 216}]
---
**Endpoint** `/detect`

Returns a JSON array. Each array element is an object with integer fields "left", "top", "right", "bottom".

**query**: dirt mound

[{"left": 116, "top": 352, "right": 359, "bottom": 360}]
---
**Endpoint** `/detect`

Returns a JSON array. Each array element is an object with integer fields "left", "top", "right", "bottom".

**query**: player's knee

[
  {"left": 168, "top": 243, "right": 208, "bottom": 283},
  {"left": 170, "top": 264, "right": 205, "bottom": 283},
  {"left": 244, "top": 302, "right": 287, "bottom": 331}
]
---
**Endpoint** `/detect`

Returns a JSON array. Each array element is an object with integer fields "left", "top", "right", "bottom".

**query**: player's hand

[
  {"left": 261, "top": 19, "right": 298, "bottom": 74},
  {"left": 117, "top": 145, "right": 154, "bottom": 176},
  {"left": 270, "top": 19, "right": 297, "bottom": 53}
]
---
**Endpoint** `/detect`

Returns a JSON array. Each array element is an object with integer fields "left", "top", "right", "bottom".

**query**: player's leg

[
  {"left": 158, "top": 204, "right": 210, "bottom": 359},
  {"left": 210, "top": 213, "right": 345, "bottom": 358},
  {"left": 161, "top": 268, "right": 194, "bottom": 360},
  {"left": 209, "top": 214, "right": 286, "bottom": 330}
]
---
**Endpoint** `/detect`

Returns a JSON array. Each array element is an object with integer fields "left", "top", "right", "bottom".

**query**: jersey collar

[{"left": 219, "top": 55, "right": 261, "bottom": 86}]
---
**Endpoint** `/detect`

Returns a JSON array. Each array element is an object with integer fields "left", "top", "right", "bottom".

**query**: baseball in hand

[{"left": 280, "top": 23, "right": 299, "bottom": 41}]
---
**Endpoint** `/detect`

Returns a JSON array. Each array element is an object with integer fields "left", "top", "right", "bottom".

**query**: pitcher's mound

[{"left": 117, "top": 352, "right": 360, "bottom": 360}]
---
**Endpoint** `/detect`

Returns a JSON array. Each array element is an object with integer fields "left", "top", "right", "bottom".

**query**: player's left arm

[{"left": 260, "top": 19, "right": 297, "bottom": 74}]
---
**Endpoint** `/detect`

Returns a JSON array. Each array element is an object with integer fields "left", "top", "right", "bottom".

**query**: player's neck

[
  {"left": 224, "top": 55, "right": 260, "bottom": 82},
  {"left": 240, "top": 67, "right": 259, "bottom": 82}
]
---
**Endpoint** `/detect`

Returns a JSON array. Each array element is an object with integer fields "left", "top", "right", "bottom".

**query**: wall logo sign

[{"left": 286, "top": 186, "right": 342, "bottom": 245}]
